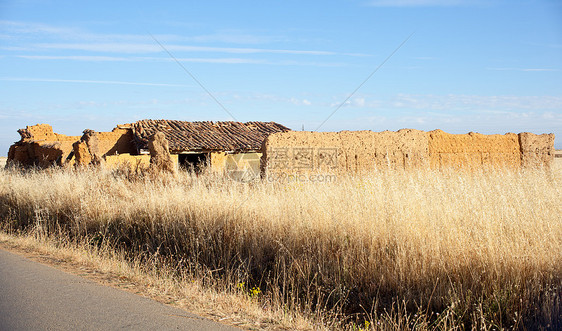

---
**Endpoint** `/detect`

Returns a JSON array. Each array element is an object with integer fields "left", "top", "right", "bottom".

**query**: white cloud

[
  {"left": 0, "top": 21, "right": 286, "bottom": 45},
  {"left": 2, "top": 21, "right": 369, "bottom": 58},
  {"left": 17, "top": 55, "right": 136, "bottom": 61},
  {"left": 31, "top": 42, "right": 361, "bottom": 56},
  {"left": 288, "top": 97, "right": 314, "bottom": 106},
  {"left": 0, "top": 77, "right": 193, "bottom": 87},
  {"left": 353, "top": 97, "right": 366, "bottom": 107},
  {"left": 0, "top": 20, "right": 173, "bottom": 43},
  {"left": 185, "top": 31, "right": 287, "bottom": 44},
  {"left": 15, "top": 55, "right": 346, "bottom": 67},
  {"left": 487, "top": 67, "right": 559, "bottom": 72},
  {"left": 328, "top": 96, "right": 381, "bottom": 108},
  {"left": 220, "top": 93, "right": 315, "bottom": 107},
  {"left": 367, "top": 0, "right": 483, "bottom": 6},
  {"left": 390, "top": 94, "right": 562, "bottom": 111}
]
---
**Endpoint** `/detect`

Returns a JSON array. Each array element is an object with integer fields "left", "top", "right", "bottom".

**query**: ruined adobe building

[
  {"left": 7, "top": 120, "right": 291, "bottom": 174},
  {"left": 6, "top": 120, "right": 555, "bottom": 175}
]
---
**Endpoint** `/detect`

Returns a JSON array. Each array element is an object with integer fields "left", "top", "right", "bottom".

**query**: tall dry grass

[{"left": 0, "top": 165, "right": 560, "bottom": 329}]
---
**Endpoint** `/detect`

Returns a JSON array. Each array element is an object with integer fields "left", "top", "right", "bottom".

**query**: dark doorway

[{"left": 178, "top": 153, "right": 209, "bottom": 173}]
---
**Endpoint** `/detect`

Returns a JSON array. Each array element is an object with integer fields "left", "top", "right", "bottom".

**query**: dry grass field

[
  {"left": 0, "top": 157, "right": 6, "bottom": 168},
  {"left": 555, "top": 150, "right": 562, "bottom": 173},
  {"left": 0, "top": 165, "right": 560, "bottom": 330}
]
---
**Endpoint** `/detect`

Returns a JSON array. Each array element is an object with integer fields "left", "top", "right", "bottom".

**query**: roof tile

[{"left": 132, "top": 120, "right": 290, "bottom": 152}]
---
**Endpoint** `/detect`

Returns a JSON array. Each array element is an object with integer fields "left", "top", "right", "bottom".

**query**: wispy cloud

[
  {"left": 487, "top": 67, "right": 559, "bottom": 72},
  {"left": 367, "top": 0, "right": 484, "bottom": 7},
  {"left": 233, "top": 93, "right": 315, "bottom": 106},
  {"left": 321, "top": 93, "right": 562, "bottom": 112},
  {"left": 0, "top": 77, "right": 193, "bottom": 87},
  {"left": 30, "top": 42, "right": 366, "bottom": 56},
  {"left": 1, "top": 21, "right": 369, "bottom": 58},
  {"left": 389, "top": 94, "right": 562, "bottom": 111},
  {"left": 412, "top": 56, "right": 439, "bottom": 60},
  {"left": 0, "top": 20, "right": 169, "bottom": 43},
  {"left": 0, "top": 21, "right": 285, "bottom": 45},
  {"left": 182, "top": 31, "right": 289, "bottom": 44},
  {"left": 15, "top": 55, "right": 346, "bottom": 67},
  {"left": 17, "top": 55, "right": 137, "bottom": 61}
]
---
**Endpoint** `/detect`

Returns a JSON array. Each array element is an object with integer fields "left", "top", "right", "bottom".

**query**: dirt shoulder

[{"left": 0, "top": 233, "right": 294, "bottom": 330}]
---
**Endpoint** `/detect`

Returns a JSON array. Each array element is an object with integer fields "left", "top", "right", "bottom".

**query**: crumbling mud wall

[
  {"left": 7, "top": 124, "right": 80, "bottom": 168},
  {"left": 339, "top": 129, "right": 429, "bottom": 172},
  {"left": 518, "top": 132, "right": 555, "bottom": 169},
  {"left": 261, "top": 129, "right": 429, "bottom": 176},
  {"left": 73, "top": 126, "right": 138, "bottom": 167},
  {"left": 7, "top": 124, "right": 137, "bottom": 168},
  {"left": 428, "top": 130, "right": 521, "bottom": 170},
  {"left": 73, "top": 129, "right": 105, "bottom": 167},
  {"left": 148, "top": 132, "right": 176, "bottom": 174},
  {"left": 97, "top": 126, "right": 137, "bottom": 156},
  {"left": 262, "top": 129, "right": 555, "bottom": 175}
]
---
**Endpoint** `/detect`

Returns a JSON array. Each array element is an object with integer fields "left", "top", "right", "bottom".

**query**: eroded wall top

[{"left": 8, "top": 124, "right": 136, "bottom": 168}]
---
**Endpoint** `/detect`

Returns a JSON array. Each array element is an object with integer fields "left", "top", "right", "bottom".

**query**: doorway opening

[{"left": 178, "top": 153, "right": 209, "bottom": 173}]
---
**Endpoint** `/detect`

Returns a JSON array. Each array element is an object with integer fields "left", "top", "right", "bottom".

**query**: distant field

[{"left": 0, "top": 157, "right": 6, "bottom": 168}]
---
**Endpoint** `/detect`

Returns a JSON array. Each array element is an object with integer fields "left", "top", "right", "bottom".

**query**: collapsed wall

[
  {"left": 7, "top": 124, "right": 80, "bottom": 167},
  {"left": 7, "top": 124, "right": 137, "bottom": 168},
  {"left": 261, "top": 129, "right": 555, "bottom": 175}
]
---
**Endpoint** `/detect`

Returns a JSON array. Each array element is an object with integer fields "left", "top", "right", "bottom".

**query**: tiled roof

[{"left": 132, "top": 120, "right": 291, "bottom": 152}]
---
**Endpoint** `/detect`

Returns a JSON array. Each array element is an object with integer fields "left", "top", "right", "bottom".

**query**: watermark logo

[
  {"left": 266, "top": 147, "right": 339, "bottom": 183},
  {"left": 224, "top": 148, "right": 339, "bottom": 183},
  {"left": 264, "top": 172, "right": 337, "bottom": 184},
  {"left": 269, "top": 147, "right": 338, "bottom": 171},
  {"left": 224, "top": 153, "right": 261, "bottom": 182}
]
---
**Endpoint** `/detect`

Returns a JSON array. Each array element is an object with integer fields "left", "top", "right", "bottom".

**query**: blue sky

[{"left": 1, "top": 0, "right": 561, "bottom": 155}]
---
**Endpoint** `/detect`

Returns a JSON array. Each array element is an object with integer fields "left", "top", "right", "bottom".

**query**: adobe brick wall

[
  {"left": 261, "top": 129, "right": 555, "bottom": 175},
  {"left": 97, "top": 128, "right": 138, "bottom": 156},
  {"left": 518, "top": 132, "right": 555, "bottom": 168},
  {"left": 7, "top": 124, "right": 136, "bottom": 168},
  {"left": 105, "top": 154, "right": 151, "bottom": 170},
  {"left": 428, "top": 130, "right": 521, "bottom": 170},
  {"left": 261, "top": 129, "right": 428, "bottom": 175},
  {"left": 7, "top": 124, "right": 80, "bottom": 167}
]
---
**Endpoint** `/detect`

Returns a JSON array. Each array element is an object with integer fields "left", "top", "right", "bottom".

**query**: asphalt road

[{"left": 0, "top": 249, "right": 239, "bottom": 331}]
